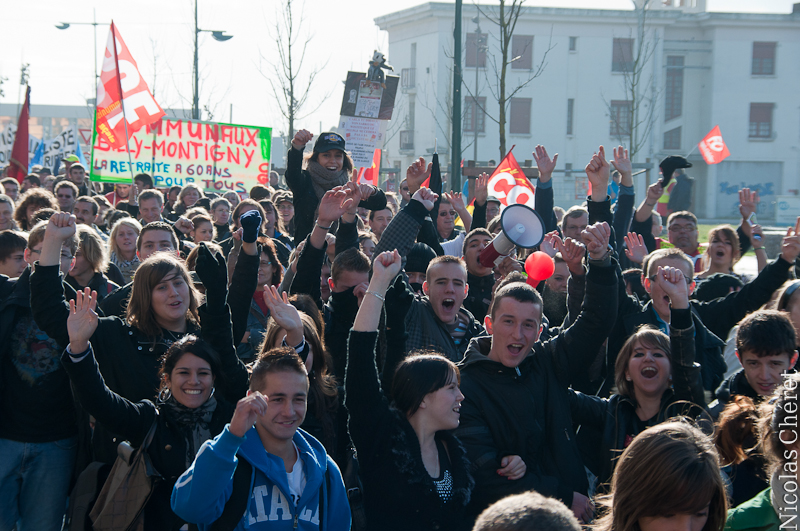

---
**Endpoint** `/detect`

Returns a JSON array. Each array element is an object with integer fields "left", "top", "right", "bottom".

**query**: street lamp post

[
  {"left": 56, "top": 8, "right": 100, "bottom": 86},
  {"left": 193, "top": 0, "right": 232, "bottom": 120}
]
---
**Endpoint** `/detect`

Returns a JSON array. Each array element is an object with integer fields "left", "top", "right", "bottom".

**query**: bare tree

[
  {"left": 605, "top": 0, "right": 659, "bottom": 160},
  {"left": 260, "top": 0, "right": 330, "bottom": 139},
  {"left": 469, "top": 0, "right": 553, "bottom": 160}
]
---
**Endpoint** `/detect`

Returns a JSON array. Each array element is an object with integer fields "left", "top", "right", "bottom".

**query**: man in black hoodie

[{"left": 456, "top": 222, "right": 617, "bottom": 524}]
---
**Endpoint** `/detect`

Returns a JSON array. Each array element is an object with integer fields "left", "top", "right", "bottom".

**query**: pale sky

[{"left": 2, "top": 0, "right": 796, "bottom": 139}]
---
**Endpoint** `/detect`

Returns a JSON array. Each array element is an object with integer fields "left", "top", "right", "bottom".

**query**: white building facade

[{"left": 375, "top": 1, "right": 800, "bottom": 220}]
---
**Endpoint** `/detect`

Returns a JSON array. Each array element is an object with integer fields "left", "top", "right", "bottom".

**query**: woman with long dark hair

[
  {"left": 346, "top": 250, "right": 474, "bottom": 531},
  {"left": 30, "top": 213, "right": 248, "bottom": 463},
  {"left": 63, "top": 289, "right": 239, "bottom": 530}
]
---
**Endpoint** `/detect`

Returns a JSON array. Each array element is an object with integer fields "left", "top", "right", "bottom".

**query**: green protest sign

[{"left": 90, "top": 114, "right": 271, "bottom": 194}]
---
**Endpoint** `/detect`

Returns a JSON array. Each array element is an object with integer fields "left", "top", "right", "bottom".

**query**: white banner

[{"left": 337, "top": 116, "right": 386, "bottom": 168}]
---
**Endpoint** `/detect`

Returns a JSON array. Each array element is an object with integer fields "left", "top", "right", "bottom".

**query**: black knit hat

[{"left": 405, "top": 242, "right": 437, "bottom": 274}]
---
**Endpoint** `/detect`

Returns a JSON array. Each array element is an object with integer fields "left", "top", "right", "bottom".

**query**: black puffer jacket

[
  {"left": 455, "top": 257, "right": 618, "bottom": 518},
  {"left": 570, "top": 307, "right": 706, "bottom": 488},
  {"left": 61, "top": 345, "right": 237, "bottom": 531},
  {"left": 346, "top": 330, "right": 474, "bottom": 531}
]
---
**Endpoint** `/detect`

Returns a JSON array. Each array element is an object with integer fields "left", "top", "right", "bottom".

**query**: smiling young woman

[
  {"left": 30, "top": 214, "right": 249, "bottom": 465},
  {"left": 569, "top": 266, "right": 707, "bottom": 490}
]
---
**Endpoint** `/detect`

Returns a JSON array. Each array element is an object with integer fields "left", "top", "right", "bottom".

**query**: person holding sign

[{"left": 286, "top": 129, "right": 387, "bottom": 243}]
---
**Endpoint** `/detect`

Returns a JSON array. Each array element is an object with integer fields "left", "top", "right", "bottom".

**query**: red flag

[
  {"left": 8, "top": 86, "right": 31, "bottom": 183},
  {"left": 486, "top": 149, "right": 535, "bottom": 208},
  {"left": 360, "top": 149, "right": 381, "bottom": 184},
  {"left": 698, "top": 125, "right": 730, "bottom": 165},
  {"left": 95, "top": 22, "right": 165, "bottom": 150}
]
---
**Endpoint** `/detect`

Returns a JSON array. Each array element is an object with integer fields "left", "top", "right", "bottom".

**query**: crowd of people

[{"left": 0, "top": 133, "right": 798, "bottom": 531}]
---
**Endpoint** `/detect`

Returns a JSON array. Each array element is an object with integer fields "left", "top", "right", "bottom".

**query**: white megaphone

[{"left": 479, "top": 204, "right": 545, "bottom": 268}]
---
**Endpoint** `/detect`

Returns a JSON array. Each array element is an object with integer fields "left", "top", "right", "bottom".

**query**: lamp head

[
  {"left": 211, "top": 31, "right": 233, "bottom": 42},
  {"left": 55, "top": 23, "right": 70, "bottom": 30}
]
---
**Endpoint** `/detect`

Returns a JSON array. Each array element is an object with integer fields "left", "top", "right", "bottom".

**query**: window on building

[
  {"left": 749, "top": 103, "right": 774, "bottom": 138},
  {"left": 464, "top": 97, "right": 486, "bottom": 133},
  {"left": 569, "top": 37, "right": 577, "bottom": 51},
  {"left": 752, "top": 42, "right": 776, "bottom": 76},
  {"left": 664, "top": 56, "right": 684, "bottom": 121},
  {"left": 512, "top": 35, "right": 533, "bottom": 70},
  {"left": 609, "top": 100, "right": 632, "bottom": 136},
  {"left": 567, "top": 98, "right": 574, "bottom": 135},
  {"left": 612, "top": 38, "right": 634, "bottom": 72},
  {"left": 663, "top": 127, "right": 681, "bottom": 150},
  {"left": 466, "top": 33, "right": 487, "bottom": 68},
  {"left": 510, "top": 98, "right": 532, "bottom": 135}
]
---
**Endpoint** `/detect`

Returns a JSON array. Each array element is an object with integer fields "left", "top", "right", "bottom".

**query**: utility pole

[
  {"left": 193, "top": 0, "right": 199, "bottom": 120},
  {"left": 473, "top": 16, "right": 482, "bottom": 166},
  {"left": 451, "top": 0, "right": 462, "bottom": 191}
]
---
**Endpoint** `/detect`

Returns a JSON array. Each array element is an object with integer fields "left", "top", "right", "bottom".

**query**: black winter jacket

[
  {"left": 61, "top": 345, "right": 237, "bottom": 531},
  {"left": 708, "top": 369, "right": 761, "bottom": 420},
  {"left": 30, "top": 262, "right": 249, "bottom": 463},
  {"left": 285, "top": 147, "right": 387, "bottom": 243},
  {"left": 346, "top": 330, "right": 474, "bottom": 531},
  {"left": 455, "top": 257, "right": 618, "bottom": 517},
  {"left": 570, "top": 307, "right": 706, "bottom": 488}
]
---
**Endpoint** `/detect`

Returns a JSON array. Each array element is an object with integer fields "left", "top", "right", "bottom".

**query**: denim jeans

[{"left": 0, "top": 436, "right": 77, "bottom": 531}]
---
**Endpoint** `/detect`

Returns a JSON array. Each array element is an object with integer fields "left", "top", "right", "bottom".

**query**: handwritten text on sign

[{"left": 90, "top": 117, "right": 271, "bottom": 193}]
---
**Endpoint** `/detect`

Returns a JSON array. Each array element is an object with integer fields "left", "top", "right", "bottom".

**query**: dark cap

[
  {"left": 313, "top": 132, "right": 346, "bottom": 154},
  {"left": 405, "top": 242, "right": 437, "bottom": 274},
  {"left": 274, "top": 191, "right": 293, "bottom": 205}
]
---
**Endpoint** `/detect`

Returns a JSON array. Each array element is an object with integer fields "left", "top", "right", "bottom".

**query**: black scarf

[{"left": 161, "top": 394, "right": 217, "bottom": 467}]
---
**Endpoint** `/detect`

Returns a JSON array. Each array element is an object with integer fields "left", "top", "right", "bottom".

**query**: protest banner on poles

[
  {"left": 90, "top": 117, "right": 272, "bottom": 194},
  {"left": 0, "top": 124, "right": 86, "bottom": 171}
]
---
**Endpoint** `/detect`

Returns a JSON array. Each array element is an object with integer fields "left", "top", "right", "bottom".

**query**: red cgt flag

[
  {"left": 698, "top": 125, "right": 730, "bottom": 165},
  {"left": 487, "top": 148, "right": 535, "bottom": 208},
  {"left": 95, "top": 22, "right": 165, "bottom": 150},
  {"left": 8, "top": 86, "right": 30, "bottom": 183}
]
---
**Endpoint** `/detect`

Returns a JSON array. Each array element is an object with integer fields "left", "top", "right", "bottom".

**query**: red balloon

[{"left": 525, "top": 251, "right": 555, "bottom": 285}]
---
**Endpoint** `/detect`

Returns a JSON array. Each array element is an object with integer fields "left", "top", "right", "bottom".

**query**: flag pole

[{"left": 110, "top": 21, "right": 136, "bottom": 184}]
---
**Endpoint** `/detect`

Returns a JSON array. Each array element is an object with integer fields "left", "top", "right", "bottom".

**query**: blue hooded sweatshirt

[{"left": 171, "top": 424, "right": 351, "bottom": 530}]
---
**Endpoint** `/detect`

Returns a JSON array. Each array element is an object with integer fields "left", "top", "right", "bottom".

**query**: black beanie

[{"left": 406, "top": 242, "right": 437, "bottom": 274}]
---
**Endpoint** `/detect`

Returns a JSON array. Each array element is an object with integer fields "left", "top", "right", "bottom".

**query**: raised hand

[
  {"left": 475, "top": 172, "right": 489, "bottom": 206},
  {"left": 653, "top": 265, "right": 690, "bottom": 310},
  {"left": 610, "top": 145, "right": 632, "bottom": 183},
  {"left": 496, "top": 256, "right": 523, "bottom": 278},
  {"left": 229, "top": 392, "right": 269, "bottom": 438},
  {"left": 497, "top": 455, "right": 527, "bottom": 480},
  {"left": 556, "top": 236, "right": 586, "bottom": 277},
  {"left": 645, "top": 182, "right": 665, "bottom": 205},
  {"left": 585, "top": 146, "right": 610, "bottom": 201},
  {"left": 174, "top": 216, "right": 194, "bottom": 235},
  {"left": 780, "top": 217, "right": 800, "bottom": 264},
  {"left": 533, "top": 145, "right": 558, "bottom": 182},
  {"left": 239, "top": 210, "right": 262, "bottom": 243},
  {"left": 406, "top": 157, "right": 432, "bottom": 194},
  {"left": 445, "top": 191, "right": 466, "bottom": 212},
  {"left": 263, "top": 285, "right": 303, "bottom": 344},
  {"left": 316, "top": 187, "right": 349, "bottom": 226},
  {"left": 739, "top": 188, "right": 760, "bottom": 221},
  {"left": 411, "top": 187, "right": 439, "bottom": 212},
  {"left": 624, "top": 232, "right": 648, "bottom": 265},
  {"left": 571, "top": 492, "right": 595, "bottom": 524},
  {"left": 372, "top": 250, "right": 402, "bottom": 287},
  {"left": 540, "top": 231, "right": 561, "bottom": 258},
  {"left": 581, "top": 222, "right": 611, "bottom": 260},
  {"left": 46, "top": 212, "right": 77, "bottom": 242},
  {"left": 68, "top": 287, "right": 99, "bottom": 353},
  {"left": 292, "top": 129, "right": 313, "bottom": 150}
]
